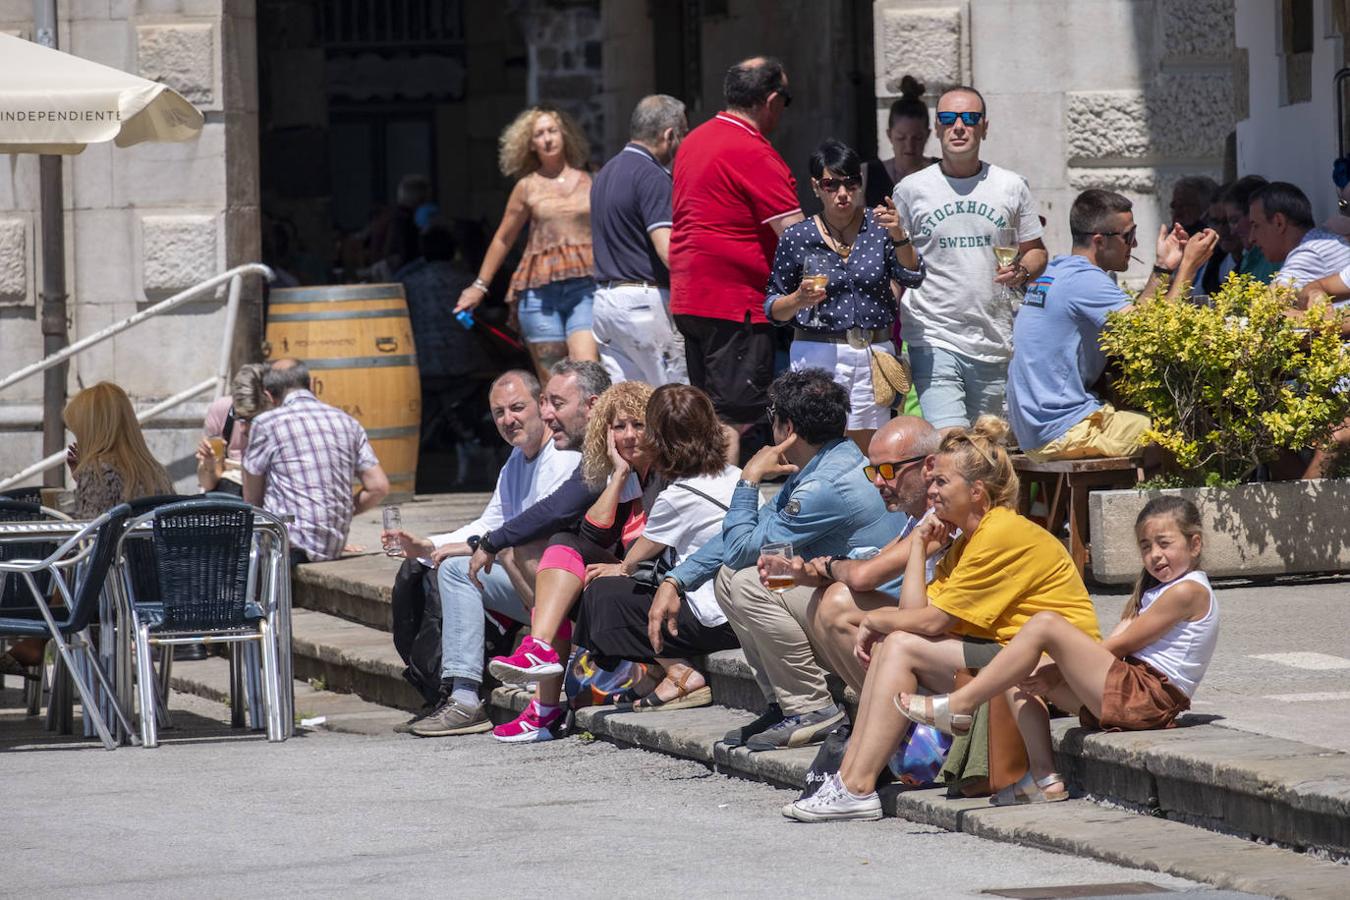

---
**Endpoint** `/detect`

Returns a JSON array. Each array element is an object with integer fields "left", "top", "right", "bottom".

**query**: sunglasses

[
  {"left": 1074, "top": 226, "right": 1138, "bottom": 244},
  {"left": 818, "top": 176, "right": 861, "bottom": 193},
  {"left": 776, "top": 85, "right": 793, "bottom": 108},
  {"left": 935, "top": 110, "right": 984, "bottom": 127},
  {"left": 863, "top": 454, "right": 927, "bottom": 481}
]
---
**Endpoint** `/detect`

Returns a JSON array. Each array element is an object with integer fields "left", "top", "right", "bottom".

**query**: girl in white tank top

[{"left": 897, "top": 495, "right": 1218, "bottom": 806}]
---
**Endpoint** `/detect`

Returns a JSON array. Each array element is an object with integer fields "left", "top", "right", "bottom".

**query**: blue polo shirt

[
  {"left": 1006, "top": 254, "right": 1130, "bottom": 450},
  {"left": 590, "top": 143, "right": 673, "bottom": 285}
]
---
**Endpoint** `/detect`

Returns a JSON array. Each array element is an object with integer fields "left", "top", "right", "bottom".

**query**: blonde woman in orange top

[{"left": 455, "top": 106, "right": 600, "bottom": 381}]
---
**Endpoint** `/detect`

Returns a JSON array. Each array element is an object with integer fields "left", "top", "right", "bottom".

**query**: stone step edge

[
  {"left": 167, "top": 656, "right": 410, "bottom": 736},
  {"left": 487, "top": 689, "right": 1349, "bottom": 899},
  {"left": 283, "top": 605, "right": 1350, "bottom": 859}
]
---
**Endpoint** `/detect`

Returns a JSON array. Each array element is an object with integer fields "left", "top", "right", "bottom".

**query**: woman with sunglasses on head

[
  {"left": 196, "top": 363, "right": 270, "bottom": 496},
  {"left": 766, "top": 138, "right": 925, "bottom": 451}
]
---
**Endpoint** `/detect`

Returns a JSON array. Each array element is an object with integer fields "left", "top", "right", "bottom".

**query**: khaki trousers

[{"left": 714, "top": 565, "right": 833, "bottom": 715}]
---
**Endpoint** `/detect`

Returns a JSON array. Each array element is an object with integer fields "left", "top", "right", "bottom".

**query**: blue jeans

[
  {"left": 909, "top": 345, "right": 1007, "bottom": 430},
  {"left": 517, "top": 276, "right": 596, "bottom": 344},
  {"left": 436, "top": 556, "right": 530, "bottom": 682}
]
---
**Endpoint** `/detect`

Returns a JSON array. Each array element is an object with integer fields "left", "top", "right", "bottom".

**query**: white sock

[
  {"left": 450, "top": 678, "right": 479, "bottom": 708},
  {"left": 531, "top": 637, "right": 553, "bottom": 652},
  {"left": 534, "top": 701, "right": 558, "bottom": 717}
]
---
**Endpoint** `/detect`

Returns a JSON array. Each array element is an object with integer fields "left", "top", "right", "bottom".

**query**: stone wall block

[
  {"left": 1067, "top": 167, "right": 1159, "bottom": 193},
  {"left": 876, "top": 5, "right": 963, "bottom": 96},
  {"left": 136, "top": 22, "right": 217, "bottom": 108},
  {"left": 1067, "top": 75, "right": 1231, "bottom": 164},
  {"left": 1158, "top": 0, "right": 1235, "bottom": 63},
  {"left": 140, "top": 213, "right": 220, "bottom": 295},
  {"left": 0, "top": 216, "right": 31, "bottom": 306}
]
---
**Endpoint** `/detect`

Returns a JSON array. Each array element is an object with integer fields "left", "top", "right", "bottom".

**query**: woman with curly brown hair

[
  {"left": 453, "top": 105, "right": 599, "bottom": 381},
  {"left": 487, "top": 381, "right": 660, "bottom": 741},
  {"left": 572, "top": 384, "right": 742, "bottom": 712}
]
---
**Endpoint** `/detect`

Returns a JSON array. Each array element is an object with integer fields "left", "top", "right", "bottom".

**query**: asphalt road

[{"left": 2, "top": 691, "right": 1252, "bottom": 900}]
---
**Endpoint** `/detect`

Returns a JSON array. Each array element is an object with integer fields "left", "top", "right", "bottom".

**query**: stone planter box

[{"left": 1088, "top": 478, "right": 1350, "bottom": 584}]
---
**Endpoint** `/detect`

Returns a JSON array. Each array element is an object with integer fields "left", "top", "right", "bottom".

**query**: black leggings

[{"left": 573, "top": 576, "right": 740, "bottom": 668}]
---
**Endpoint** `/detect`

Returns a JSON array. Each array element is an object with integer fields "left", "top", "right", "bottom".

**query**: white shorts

[
  {"left": 789, "top": 339, "right": 895, "bottom": 430},
  {"left": 591, "top": 284, "right": 688, "bottom": 387}
]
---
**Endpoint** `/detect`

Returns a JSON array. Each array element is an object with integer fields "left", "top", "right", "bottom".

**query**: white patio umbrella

[
  {"left": 0, "top": 25, "right": 204, "bottom": 484},
  {"left": 0, "top": 31, "right": 203, "bottom": 154}
]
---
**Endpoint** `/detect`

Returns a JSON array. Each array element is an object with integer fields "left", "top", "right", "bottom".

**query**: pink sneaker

[
  {"left": 489, "top": 635, "right": 562, "bottom": 684},
  {"left": 493, "top": 700, "right": 563, "bottom": 743}
]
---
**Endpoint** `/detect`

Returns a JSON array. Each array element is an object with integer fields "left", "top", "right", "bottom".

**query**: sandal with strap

[
  {"left": 991, "top": 772, "right": 1070, "bottom": 806},
  {"left": 893, "top": 692, "right": 972, "bottom": 736},
  {"left": 620, "top": 668, "right": 712, "bottom": 713}
]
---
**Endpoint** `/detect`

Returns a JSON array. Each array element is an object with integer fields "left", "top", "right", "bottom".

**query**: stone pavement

[{"left": 0, "top": 688, "right": 1267, "bottom": 899}]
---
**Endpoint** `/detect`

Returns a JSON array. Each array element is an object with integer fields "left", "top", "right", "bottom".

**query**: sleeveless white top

[{"left": 1133, "top": 570, "right": 1219, "bottom": 698}]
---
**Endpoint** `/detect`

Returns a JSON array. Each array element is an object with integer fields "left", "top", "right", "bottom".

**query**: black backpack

[{"left": 390, "top": 558, "right": 521, "bottom": 706}]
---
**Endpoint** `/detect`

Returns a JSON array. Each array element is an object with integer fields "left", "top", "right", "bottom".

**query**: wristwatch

[
  {"left": 824, "top": 555, "right": 848, "bottom": 580},
  {"left": 466, "top": 535, "right": 481, "bottom": 553},
  {"left": 893, "top": 234, "right": 912, "bottom": 247},
  {"left": 1152, "top": 263, "right": 1172, "bottom": 276},
  {"left": 736, "top": 479, "right": 761, "bottom": 491},
  {"left": 477, "top": 533, "right": 500, "bottom": 555}
]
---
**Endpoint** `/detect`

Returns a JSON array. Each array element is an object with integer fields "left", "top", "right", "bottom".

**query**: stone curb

[{"left": 489, "top": 688, "right": 1350, "bottom": 899}]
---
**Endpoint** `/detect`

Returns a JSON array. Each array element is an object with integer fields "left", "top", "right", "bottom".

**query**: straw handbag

[{"left": 869, "top": 347, "right": 912, "bottom": 407}]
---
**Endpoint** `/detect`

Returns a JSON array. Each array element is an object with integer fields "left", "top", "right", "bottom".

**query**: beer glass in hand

[{"left": 761, "top": 541, "right": 795, "bottom": 593}]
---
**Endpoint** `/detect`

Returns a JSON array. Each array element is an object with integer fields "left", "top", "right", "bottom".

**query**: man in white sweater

[{"left": 390, "top": 369, "right": 579, "bottom": 735}]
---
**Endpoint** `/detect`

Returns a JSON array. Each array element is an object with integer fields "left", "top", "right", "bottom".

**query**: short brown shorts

[{"left": 1079, "top": 656, "right": 1190, "bottom": 731}]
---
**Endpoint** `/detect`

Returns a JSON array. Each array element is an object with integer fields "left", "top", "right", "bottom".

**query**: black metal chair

[
  {"left": 120, "top": 499, "right": 283, "bottom": 747},
  {"left": 0, "top": 500, "right": 71, "bottom": 715},
  {"left": 0, "top": 504, "right": 136, "bottom": 749},
  {"left": 0, "top": 487, "right": 43, "bottom": 504}
]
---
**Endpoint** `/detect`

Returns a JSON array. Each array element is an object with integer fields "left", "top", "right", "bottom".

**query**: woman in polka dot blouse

[{"left": 765, "top": 138, "right": 926, "bottom": 448}]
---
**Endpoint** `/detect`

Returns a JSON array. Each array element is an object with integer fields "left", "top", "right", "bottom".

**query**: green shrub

[{"left": 1100, "top": 273, "right": 1350, "bottom": 482}]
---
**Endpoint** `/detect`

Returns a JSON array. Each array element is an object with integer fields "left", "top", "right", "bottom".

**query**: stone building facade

[{"left": 0, "top": 1, "right": 260, "bottom": 489}]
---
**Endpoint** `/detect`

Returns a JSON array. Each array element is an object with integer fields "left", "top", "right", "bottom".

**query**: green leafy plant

[{"left": 1101, "top": 273, "right": 1350, "bottom": 483}]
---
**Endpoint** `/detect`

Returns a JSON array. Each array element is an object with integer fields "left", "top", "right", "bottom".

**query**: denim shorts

[
  {"left": 517, "top": 276, "right": 596, "bottom": 344},
  {"left": 909, "top": 344, "right": 1008, "bottom": 430}
]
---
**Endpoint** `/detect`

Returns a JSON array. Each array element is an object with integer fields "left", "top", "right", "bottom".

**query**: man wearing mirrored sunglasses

[
  {"left": 1006, "top": 188, "right": 1217, "bottom": 462},
  {"left": 893, "top": 85, "right": 1048, "bottom": 431}
]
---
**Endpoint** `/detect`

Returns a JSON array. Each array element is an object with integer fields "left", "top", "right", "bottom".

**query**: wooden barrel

[{"left": 264, "top": 283, "right": 420, "bottom": 497}]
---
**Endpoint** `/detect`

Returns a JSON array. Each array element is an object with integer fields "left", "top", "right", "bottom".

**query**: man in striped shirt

[{"left": 243, "top": 359, "right": 390, "bottom": 563}]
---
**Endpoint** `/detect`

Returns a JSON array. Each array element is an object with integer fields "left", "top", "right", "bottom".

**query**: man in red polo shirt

[{"left": 670, "top": 56, "right": 803, "bottom": 457}]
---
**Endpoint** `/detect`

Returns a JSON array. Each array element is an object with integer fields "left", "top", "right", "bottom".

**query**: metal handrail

[{"left": 0, "top": 263, "right": 274, "bottom": 491}]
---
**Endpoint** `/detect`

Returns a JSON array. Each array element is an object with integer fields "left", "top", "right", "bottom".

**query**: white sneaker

[{"left": 783, "top": 773, "right": 882, "bottom": 822}]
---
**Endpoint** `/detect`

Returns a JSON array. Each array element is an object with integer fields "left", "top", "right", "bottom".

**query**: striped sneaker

[
  {"left": 492, "top": 699, "right": 563, "bottom": 743},
  {"left": 488, "top": 635, "right": 563, "bottom": 684}
]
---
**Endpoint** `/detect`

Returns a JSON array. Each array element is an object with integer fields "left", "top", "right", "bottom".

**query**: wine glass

[
  {"left": 993, "top": 226, "right": 1019, "bottom": 311},
  {"left": 801, "top": 252, "right": 832, "bottom": 328},
  {"left": 381, "top": 506, "right": 403, "bottom": 557}
]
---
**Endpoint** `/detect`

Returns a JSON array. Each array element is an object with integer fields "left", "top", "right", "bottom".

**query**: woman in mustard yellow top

[{"left": 785, "top": 416, "right": 1100, "bottom": 822}]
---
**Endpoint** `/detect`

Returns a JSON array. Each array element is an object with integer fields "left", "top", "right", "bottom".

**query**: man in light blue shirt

[
  {"left": 1006, "top": 188, "right": 1216, "bottom": 459},
  {"left": 648, "top": 369, "right": 906, "bottom": 750}
]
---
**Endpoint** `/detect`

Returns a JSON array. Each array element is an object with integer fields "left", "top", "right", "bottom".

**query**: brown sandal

[{"left": 625, "top": 668, "right": 712, "bottom": 712}]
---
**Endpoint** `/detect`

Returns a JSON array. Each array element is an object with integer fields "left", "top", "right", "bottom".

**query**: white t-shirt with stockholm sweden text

[{"left": 893, "top": 162, "right": 1042, "bottom": 363}]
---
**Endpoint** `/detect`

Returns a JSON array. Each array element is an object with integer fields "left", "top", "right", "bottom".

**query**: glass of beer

[
  {"left": 381, "top": 506, "right": 403, "bottom": 557},
  {"left": 207, "top": 436, "right": 227, "bottom": 465},
  {"left": 761, "top": 540, "right": 795, "bottom": 593}
]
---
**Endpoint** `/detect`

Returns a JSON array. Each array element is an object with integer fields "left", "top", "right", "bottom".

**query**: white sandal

[
  {"left": 991, "top": 772, "right": 1070, "bottom": 806},
  {"left": 893, "top": 693, "right": 973, "bottom": 736}
]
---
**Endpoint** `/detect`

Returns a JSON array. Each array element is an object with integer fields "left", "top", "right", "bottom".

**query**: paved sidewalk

[{"left": 2, "top": 689, "right": 1238, "bottom": 899}]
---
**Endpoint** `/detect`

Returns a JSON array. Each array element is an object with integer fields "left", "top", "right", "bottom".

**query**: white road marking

[
  {"left": 1249, "top": 652, "right": 1350, "bottom": 670},
  {"left": 1262, "top": 691, "right": 1350, "bottom": 703}
]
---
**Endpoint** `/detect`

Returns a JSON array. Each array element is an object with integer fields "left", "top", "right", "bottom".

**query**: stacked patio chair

[
  {"left": 0, "top": 499, "right": 70, "bottom": 716},
  {"left": 0, "top": 504, "right": 137, "bottom": 750},
  {"left": 120, "top": 498, "right": 284, "bottom": 747}
]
